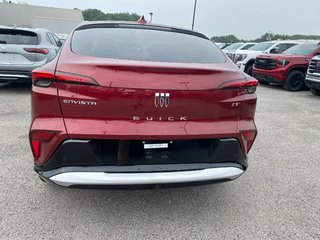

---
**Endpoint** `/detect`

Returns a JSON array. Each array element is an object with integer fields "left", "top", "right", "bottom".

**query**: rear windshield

[
  {"left": 250, "top": 42, "right": 274, "bottom": 51},
  {"left": 283, "top": 44, "right": 318, "bottom": 56},
  {"left": 0, "top": 29, "right": 38, "bottom": 45},
  {"left": 71, "top": 27, "right": 226, "bottom": 63}
]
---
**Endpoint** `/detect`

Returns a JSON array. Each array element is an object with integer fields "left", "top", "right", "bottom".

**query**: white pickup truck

[
  {"left": 306, "top": 55, "right": 320, "bottom": 96},
  {"left": 223, "top": 42, "right": 256, "bottom": 62},
  {"left": 234, "top": 41, "right": 299, "bottom": 75}
]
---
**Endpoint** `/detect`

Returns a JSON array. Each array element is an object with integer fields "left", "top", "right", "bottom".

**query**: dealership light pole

[
  {"left": 192, "top": 0, "right": 197, "bottom": 30},
  {"left": 149, "top": 12, "right": 153, "bottom": 23}
]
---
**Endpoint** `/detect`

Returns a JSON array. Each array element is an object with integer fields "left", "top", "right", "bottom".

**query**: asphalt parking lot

[{"left": 0, "top": 82, "right": 319, "bottom": 240}]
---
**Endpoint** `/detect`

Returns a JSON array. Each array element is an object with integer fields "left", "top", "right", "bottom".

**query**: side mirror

[{"left": 270, "top": 48, "right": 279, "bottom": 54}]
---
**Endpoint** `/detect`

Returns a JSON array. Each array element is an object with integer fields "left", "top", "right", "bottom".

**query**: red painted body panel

[{"left": 29, "top": 23, "right": 258, "bottom": 167}]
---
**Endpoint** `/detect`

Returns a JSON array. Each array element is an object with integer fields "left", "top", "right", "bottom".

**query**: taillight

[
  {"left": 241, "top": 130, "right": 257, "bottom": 153},
  {"left": 219, "top": 78, "right": 258, "bottom": 94},
  {"left": 30, "top": 130, "right": 57, "bottom": 158},
  {"left": 246, "top": 78, "right": 258, "bottom": 94},
  {"left": 55, "top": 71, "right": 99, "bottom": 86},
  {"left": 32, "top": 68, "right": 55, "bottom": 87},
  {"left": 32, "top": 69, "right": 99, "bottom": 87},
  {"left": 24, "top": 48, "right": 49, "bottom": 54}
]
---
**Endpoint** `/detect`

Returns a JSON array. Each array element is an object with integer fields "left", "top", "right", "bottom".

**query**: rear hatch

[
  {"left": 55, "top": 24, "right": 248, "bottom": 137},
  {"left": 0, "top": 28, "right": 38, "bottom": 66}
]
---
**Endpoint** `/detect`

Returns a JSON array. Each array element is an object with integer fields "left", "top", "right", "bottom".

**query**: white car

[
  {"left": 234, "top": 41, "right": 299, "bottom": 75},
  {"left": 223, "top": 42, "right": 256, "bottom": 62}
]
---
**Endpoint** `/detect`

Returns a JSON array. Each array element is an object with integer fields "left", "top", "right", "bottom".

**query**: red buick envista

[{"left": 29, "top": 21, "right": 258, "bottom": 187}]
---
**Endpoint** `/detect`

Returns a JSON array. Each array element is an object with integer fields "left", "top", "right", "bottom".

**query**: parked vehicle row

[
  {"left": 234, "top": 41, "right": 299, "bottom": 76},
  {"left": 306, "top": 55, "right": 320, "bottom": 96},
  {"left": 253, "top": 43, "right": 320, "bottom": 91},
  {"left": 0, "top": 25, "right": 62, "bottom": 83},
  {"left": 218, "top": 39, "right": 320, "bottom": 95}
]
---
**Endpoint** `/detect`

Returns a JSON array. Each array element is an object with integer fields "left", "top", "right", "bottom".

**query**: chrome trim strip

[
  {"left": 0, "top": 74, "right": 30, "bottom": 78},
  {"left": 49, "top": 167, "right": 244, "bottom": 187},
  {"left": 306, "top": 75, "right": 320, "bottom": 83}
]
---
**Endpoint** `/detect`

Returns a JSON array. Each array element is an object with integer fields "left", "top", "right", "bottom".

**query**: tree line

[
  {"left": 211, "top": 33, "right": 320, "bottom": 43},
  {"left": 82, "top": 9, "right": 320, "bottom": 43},
  {"left": 83, "top": 9, "right": 140, "bottom": 21}
]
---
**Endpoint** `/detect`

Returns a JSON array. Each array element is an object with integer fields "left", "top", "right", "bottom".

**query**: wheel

[
  {"left": 258, "top": 80, "right": 269, "bottom": 85},
  {"left": 283, "top": 70, "right": 305, "bottom": 91},
  {"left": 310, "top": 87, "right": 320, "bottom": 96},
  {"left": 245, "top": 64, "right": 253, "bottom": 76}
]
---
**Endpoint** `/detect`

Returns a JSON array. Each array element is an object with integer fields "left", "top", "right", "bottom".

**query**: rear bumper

[
  {"left": 34, "top": 138, "right": 248, "bottom": 187},
  {"left": 42, "top": 165, "right": 244, "bottom": 187},
  {"left": 0, "top": 70, "right": 31, "bottom": 82}
]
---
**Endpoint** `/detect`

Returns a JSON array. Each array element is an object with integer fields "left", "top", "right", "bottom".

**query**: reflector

[
  {"left": 24, "top": 48, "right": 49, "bottom": 54},
  {"left": 31, "top": 131, "right": 56, "bottom": 142},
  {"left": 31, "top": 140, "right": 40, "bottom": 158}
]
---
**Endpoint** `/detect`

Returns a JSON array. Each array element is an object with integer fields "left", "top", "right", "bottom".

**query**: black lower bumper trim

[
  {"left": 36, "top": 138, "right": 247, "bottom": 172},
  {"left": 253, "top": 73, "right": 283, "bottom": 84}
]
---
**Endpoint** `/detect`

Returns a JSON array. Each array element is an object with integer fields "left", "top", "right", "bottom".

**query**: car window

[
  {"left": 241, "top": 44, "right": 255, "bottom": 50},
  {"left": 0, "top": 29, "right": 38, "bottom": 45},
  {"left": 250, "top": 42, "right": 274, "bottom": 51},
  {"left": 52, "top": 33, "right": 62, "bottom": 47},
  {"left": 275, "top": 43, "right": 297, "bottom": 53},
  {"left": 283, "top": 44, "right": 319, "bottom": 56},
  {"left": 47, "top": 33, "right": 57, "bottom": 46},
  {"left": 224, "top": 43, "right": 244, "bottom": 50},
  {"left": 72, "top": 27, "right": 226, "bottom": 64},
  {"left": 46, "top": 33, "right": 54, "bottom": 45}
]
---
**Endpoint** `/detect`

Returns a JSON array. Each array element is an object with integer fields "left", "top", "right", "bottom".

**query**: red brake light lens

[
  {"left": 32, "top": 68, "right": 55, "bottom": 87},
  {"left": 31, "top": 140, "right": 40, "bottom": 158},
  {"left": 32, "top": 69, "right": 99, "bottom": 87},
  {"left": 30, "top": 131, "right": 57, "bottom": 158},
  {"left": 31, "top": 131, "right": 56, "bottom": 142},
  {"left": 219, "top": 80, "right": 247, "bottom": 89},
  {"left": 24, "top": 48, "right": 49, "bottom": 54},
  {"left": 219, "top": 78, "right": 258, "bottom": 94},
  {"left": 242, "top": 130, "right": 257, "bottom": 153},
  {"left": 246, "top": 78, "right": 258, "bottom": 94},
  {"left": 55, "top": 71, "right": 99, "bottom": 86}
]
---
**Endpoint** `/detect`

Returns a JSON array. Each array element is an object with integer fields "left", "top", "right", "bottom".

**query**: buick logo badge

[
  {"left": 155, "top": 93, "right": 170, "bottom": 108},
  {"left": 317, "top": 61, "right": 320, "bottom": 68}
]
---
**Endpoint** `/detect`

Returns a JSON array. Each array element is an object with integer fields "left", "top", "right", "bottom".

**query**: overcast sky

[{"left": 18, "top": 0, "right": 320, "bottom": 39}]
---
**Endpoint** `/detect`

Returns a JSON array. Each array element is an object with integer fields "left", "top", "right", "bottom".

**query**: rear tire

[
  {"left": 310, "top": 87, "right": 320, "bottom": 96},
  {"left": 245, "top": 64, "right": 253, "bottom": 76},
  {"left": 283, "top": 70, "right": 305, "bottom": 91}
]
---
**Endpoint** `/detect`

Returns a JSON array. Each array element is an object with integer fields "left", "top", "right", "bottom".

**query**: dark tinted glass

[
  {"left": 283, "top": 44, "right": 318, "bottom": 56},
  {"left": 241, "top": 44, "right": 255, "bottom": 50},
  {"left": 72, "top": 27, "right": 226, "bottom": 63},
  {"left": 0, "top": 29, "right": 38, "bottom": 45}
]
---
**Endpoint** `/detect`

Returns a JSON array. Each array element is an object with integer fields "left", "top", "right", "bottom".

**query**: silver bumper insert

[
  {"left": 306, "top": 75, "right": 320, "bottom": 83},
  {"left": 0, "top": 73, "right": 30, "bottom": 79},
  {"left": 49, "top": 167, "right": 244, "bottom": 187}
]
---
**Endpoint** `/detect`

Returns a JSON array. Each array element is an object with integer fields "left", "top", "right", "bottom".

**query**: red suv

[
  {"left": 29, "top": 22, "right": 258, "bottom": 187},
  {"left": 253, "top": 43, "right": 320, "bottom": 91}
]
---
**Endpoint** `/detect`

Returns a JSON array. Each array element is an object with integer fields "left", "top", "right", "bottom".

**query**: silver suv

[{"left": 0, "top": 26, "right": 62, "bottom": 83}]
